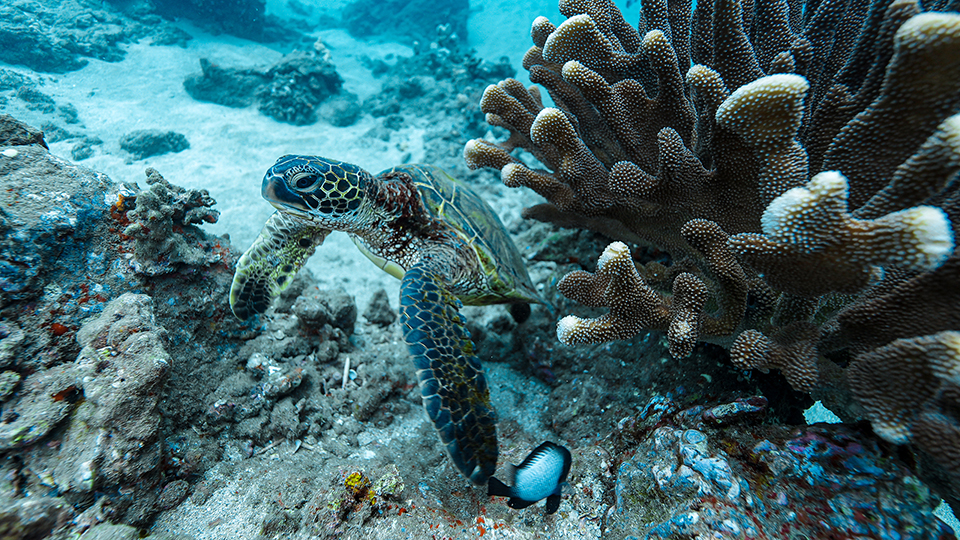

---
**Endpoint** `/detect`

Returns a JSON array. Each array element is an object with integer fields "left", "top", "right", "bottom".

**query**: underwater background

[{"left": 2, "top": 0, "right": 960, "bottom": 538}]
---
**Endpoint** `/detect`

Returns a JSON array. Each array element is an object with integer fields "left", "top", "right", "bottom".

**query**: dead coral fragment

[{"left": 123, "top": 168, "right": 224, "bottom": 275}]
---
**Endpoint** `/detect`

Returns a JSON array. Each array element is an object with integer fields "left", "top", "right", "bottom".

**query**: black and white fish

[{"left": 487, "top": 441, "right": 572, "bottom": 514}]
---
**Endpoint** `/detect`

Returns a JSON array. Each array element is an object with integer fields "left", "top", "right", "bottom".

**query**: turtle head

[{"left": 262, "top": 155, "right": 377, "bottom": 231}]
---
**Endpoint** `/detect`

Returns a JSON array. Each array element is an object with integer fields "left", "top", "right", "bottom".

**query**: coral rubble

[{"left": 465, "top": 0, "right": 960, "bottom": 506}]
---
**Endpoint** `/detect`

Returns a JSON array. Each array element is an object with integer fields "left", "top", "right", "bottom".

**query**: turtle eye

[{"left": 291, "top": 172, "right": 319, "bottom": 190}]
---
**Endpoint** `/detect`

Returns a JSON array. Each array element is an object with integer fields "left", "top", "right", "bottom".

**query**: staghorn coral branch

[
  {"left": 680, "top": 219, "right": 747, "bottom": 336},
  {"left": 730, "top": 322, "right": 820, "bottom": 392},
  {"left": 729, "top": 170, "right": 954, "bottom": 297},
  {"left": 715, "top": 73, "right": 809, "bottom": 205},
  {"left": 822, "top": 12, "right": 960, "bottom": 208},
  {"left": 556, "top": 241, "right": 710, "bottom": 357},
  {"left": 855, "top": 113, "right": 960, "bottom": 219},
  {"left": 847, "top": 330, "right": 960, "bottom": 445}
]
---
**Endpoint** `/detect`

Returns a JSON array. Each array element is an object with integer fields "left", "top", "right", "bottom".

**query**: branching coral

[
  {"left": 464, "top": 0, "right": 960, "bottom": 489},
  {"left": 124, "top": 168, "right": 224, "bottom": 275}
]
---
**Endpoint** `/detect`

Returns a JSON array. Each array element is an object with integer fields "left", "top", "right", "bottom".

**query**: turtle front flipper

[
  {"left": 400, "top": 263, "right": 498, "bottom": 485},
  {"left": 230, "top": 211, "right": 329, "bottom": 319}
]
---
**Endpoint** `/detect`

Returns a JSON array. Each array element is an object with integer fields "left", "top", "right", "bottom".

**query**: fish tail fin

[
  {"left": 487, "top": 476, "right": 512, "bottom": 498},
  {"left": 545, "top": 494, "right": 561, "bottom": 514},
  {"left": 504, "top": 463, "right": 517, "bottom": 485}
]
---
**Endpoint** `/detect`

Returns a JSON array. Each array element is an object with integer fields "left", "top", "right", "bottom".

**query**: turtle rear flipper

[
  {"left": 400, "top": 264, "right": 498, "bottom": 485},
  {"left": 230, "top": 211, "right": 329, "bottom": 319}
]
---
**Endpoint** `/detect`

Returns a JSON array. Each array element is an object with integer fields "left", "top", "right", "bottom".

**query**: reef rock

[
  {"left": 59, "top": 294, "right": 168, "bottom": 487},
  {"left": 0, "top": 0, "right": 188, "bottom": 73},
  {"left": 606, "top": 395, "right": 953, "bottom": 538},
  {"left": 0, "top": 362, "right": 82, "bottom": 450},
  {"left": 292, "top": 286, "right": 358, "bottom": 335},
  {"left": 342, "top": 0, "right": 468, "bottom": 47},
  {"left": 119, "top": 129, "right": 189, "bottom": 160},
  {"left": 184, "top": 40, "right": 351, "bottom": 126},
  {"left": 151, "top": 0, "right": 267, "bottom": 40}
]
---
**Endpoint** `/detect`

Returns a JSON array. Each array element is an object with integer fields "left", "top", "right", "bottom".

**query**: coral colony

[
  {"left": 466, "top": 0, "right": 960, "bottom": 498},
  {"left": 3, "top": 0, "right": 960, "bottom": 536}
]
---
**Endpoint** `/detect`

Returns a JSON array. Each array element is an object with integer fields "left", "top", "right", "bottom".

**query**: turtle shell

[{"left": 379, "top": 164, "right": 541, "bottom": 306}]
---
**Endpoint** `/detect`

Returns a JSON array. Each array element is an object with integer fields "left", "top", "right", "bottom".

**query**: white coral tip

[
  {"left": 761, "top": 186, "right": 809, "bottom": 238},
  {"left": 597, "top": 241, "right": 629, "bottom": 271},
  {"left": 716, "top": 74, "right": 809, "bottom": 124},
  {"left": 760, "top": 171, "right": 848, "bottom": 239},
  {"left": 642, "top": 29, "right": 666, "bottom": 48},
  {"left": 557, "top": 315, "right": 584, "bottom": 344},
  {"left": 463, "top": 138, "right": 479, "bottom": 154},
  {"left": 808, "top": 170, "right": 849, "bottom": 198},
  {"left": 899, "top": 205, "right": 954, "bottom": 268},
  {"left": 501, "top": 163, "right": 520, "bottom": 183},
  {"left": 897, "top": 13, "right": 960, "bottom": 46}
]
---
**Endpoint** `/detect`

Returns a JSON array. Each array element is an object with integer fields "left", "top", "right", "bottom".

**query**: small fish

[{"left": 487, "top": 441, "right": 572, "bottom": 514}]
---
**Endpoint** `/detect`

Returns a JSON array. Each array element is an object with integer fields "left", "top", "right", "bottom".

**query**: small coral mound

[
  {"left": 184, "top": 40, "right": 350, "bottom": 126},
  {"left": 119, "top": 129, "right": 189, "bottom": 160},
  {"left": 123, "top": 167, "right": 226, "bottom": 275}
]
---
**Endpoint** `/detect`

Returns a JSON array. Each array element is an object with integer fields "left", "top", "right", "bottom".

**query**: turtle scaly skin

[
  {"left": 229, "top": 212, "right": 329, "bottom": 319},
  {"left": 400, "top": 265, "right": 498, "bottom": 483},
  {"left": 230, "top": 155, "right": 541, "bottom": 485}
]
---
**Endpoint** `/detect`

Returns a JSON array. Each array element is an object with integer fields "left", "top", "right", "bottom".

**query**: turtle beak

[
  {"left": 268, "top": 201, "right": 315, "bottom": 222},
  {"left": 263, "top": 176, "right": 316, "bottom": 220}
]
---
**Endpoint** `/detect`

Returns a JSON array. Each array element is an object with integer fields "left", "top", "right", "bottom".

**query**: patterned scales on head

[{"left": 229, "top": 155, "right": 542, "bottom": 485}]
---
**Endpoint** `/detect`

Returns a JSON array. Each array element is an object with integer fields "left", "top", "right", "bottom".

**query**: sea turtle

[{"left": 229, "top": 155, "right": 542, "bottom": 485}]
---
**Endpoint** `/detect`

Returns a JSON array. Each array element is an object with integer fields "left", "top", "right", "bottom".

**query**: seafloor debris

[{"left": 607, "top": 395, "right": 952, "bottom": 537}]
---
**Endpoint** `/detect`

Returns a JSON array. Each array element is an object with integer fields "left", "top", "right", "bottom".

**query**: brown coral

[
  {"left": 465, "top": 0, "right": 960, "bottom": 486},
  {"left": 847, "top": 331, "right": 959, "bottom": 445}
]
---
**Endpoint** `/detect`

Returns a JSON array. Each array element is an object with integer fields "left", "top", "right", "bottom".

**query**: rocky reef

[
  {"left": 0, "top": 0, "right": 190, "bottom": 74},
  {"left": 149, "top": 0, "right": 268, "bottom": 40},
  {"left": 341, "top": 0, "right": 469, "bottom": 48},
  {"left": 1, "top": 105, "right": 955, "bottom": 538},
  {"left": 183, "top": 39, "right": 354, "bottom": 126}
]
